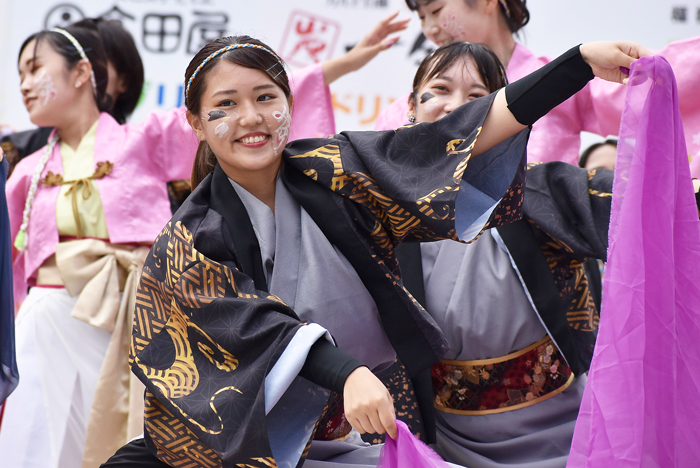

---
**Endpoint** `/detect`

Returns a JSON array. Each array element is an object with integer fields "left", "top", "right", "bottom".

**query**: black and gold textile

[
  {"left": 521, "top": 162, "right": 614, "bottom": 374},
  {"left": 129, "top": 93, "right": 528, "bottom": 467}
]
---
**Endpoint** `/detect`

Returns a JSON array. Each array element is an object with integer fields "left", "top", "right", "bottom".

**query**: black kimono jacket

[
  {"left": 128, "top": 94, "right": 528, "bottom": 468},
  {"left": 397, "top": 162, "right": 614, "bottom": 381}
]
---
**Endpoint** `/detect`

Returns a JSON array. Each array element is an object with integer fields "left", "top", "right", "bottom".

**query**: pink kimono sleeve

[
  {"left": 5, "top": 164, "right": 31, "bottom": 303},
  {"left": 530, "top": 37, "right": 700, "bottom": 168},
  {"left": 135, "top": 107, "right": 199, "bottom": 182},
  {"left": 288, "top": 63, "right": 336, "bottom": 140},
  {"left": 374, "top": 93, "right": 411, "bottom": 131}
]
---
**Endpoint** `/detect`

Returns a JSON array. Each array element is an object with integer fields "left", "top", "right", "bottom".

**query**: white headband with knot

[{"left": 50, "top": 27, "right": 97, "bottom": 95}]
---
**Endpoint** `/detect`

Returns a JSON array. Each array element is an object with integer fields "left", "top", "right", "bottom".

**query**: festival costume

[
  {"left": 374, "top": 38, "right": 700, "bottom": 173},
  {"left": 397, "top": 162, "right": 613, "bottom": 468},
  {"left": 100, "top": 92, "right": 529, "bottom": 468},
  {"left": 0, "top": 62, "right": 336, "bottom": 468}
]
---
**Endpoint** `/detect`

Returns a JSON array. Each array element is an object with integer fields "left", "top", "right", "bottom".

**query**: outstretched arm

[
  {"left": 473, "top": 41, "right": 653, "bottom": 156},
  {"left": 322, "top": 12, "right": 409, "bottom": 86}
]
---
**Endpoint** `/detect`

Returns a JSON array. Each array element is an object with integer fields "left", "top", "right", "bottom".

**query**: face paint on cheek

[
  {"left": 201, "top": 108, "right": 238, "bottom": 140},
  {"left": 420, "top": 92, "right": 436, "bottom": 104},
  {"left": 440, "top": 11, "right": 467, "bottom": 41},
  {"left": 208, "top": 110, "right": 227, "bottom": 121},
  {"left": 266, "top": 105, "right": 291, "bottom": 156},
  {"left": 214, "top": 121, "right": 230, "bottom": 139},
  {"left": 35, "top": 70, "right": 57, "bottom": 106}
]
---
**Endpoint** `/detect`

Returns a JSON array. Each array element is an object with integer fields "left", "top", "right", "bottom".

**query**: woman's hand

[
  {"left": 323, "top": 12, "right": 409, "bottom": 85},
  {"left": 343, "top": 366, "right": 397, "bottom": 439},
  {"left": 579, "top": 41, "right": 653, "bottom": 85}
]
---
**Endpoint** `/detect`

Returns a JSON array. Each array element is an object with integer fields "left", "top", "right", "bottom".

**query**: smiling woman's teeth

[{"left": 239, "top": 135, "right": 267, "bottom": 143}]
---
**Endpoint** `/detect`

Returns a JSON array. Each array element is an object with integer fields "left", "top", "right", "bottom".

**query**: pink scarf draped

[{"left": 568, "top": 56, "right": 700, "bottom": 467}]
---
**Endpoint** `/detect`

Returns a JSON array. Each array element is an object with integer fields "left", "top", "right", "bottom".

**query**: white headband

[{"left": 50, "top": 28, "right": 97, "bottom": 95}]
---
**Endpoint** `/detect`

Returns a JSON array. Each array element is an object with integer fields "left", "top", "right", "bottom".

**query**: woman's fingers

[
  {"left": 378, "top": 400, "right": 398, "bottom": 440},
  {"left": 343, "top": 366, "right": 398, "bottom": 437},
  {"left": 347, "top": 414, "right": 368, "bottom": 434}
]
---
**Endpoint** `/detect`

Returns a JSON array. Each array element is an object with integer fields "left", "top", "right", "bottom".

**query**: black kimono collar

[{"left": 208, "top": 164, "right": 269, "bottom": 292}]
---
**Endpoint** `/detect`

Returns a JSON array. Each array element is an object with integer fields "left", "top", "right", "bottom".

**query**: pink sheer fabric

[
  {"left": 567, "top": 56, "right": 700, "bottom": 467},
  {"left": 376, "top": 421, "right": 451, "bottom": 468}
]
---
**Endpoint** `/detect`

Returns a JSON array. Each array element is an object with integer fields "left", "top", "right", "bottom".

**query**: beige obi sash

[{"left": 37, "top": 238, "right": 149, "bottom": 468}]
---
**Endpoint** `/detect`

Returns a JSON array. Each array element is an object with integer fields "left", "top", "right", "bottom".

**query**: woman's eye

[
  {"left": 432, "top": 7, "right": 443, "bottom": 16},
  {"left": 433, "top": 85, "right": 448, "bottom": 92},
  {"left": 469, "top": 93, "right": 486, "bottom": 100},
  {"left": 218, "top": 100, "right": 235, "bottom": 107},
  {"left": 258, "top": 94, "right": 275, "bottom": 102}
]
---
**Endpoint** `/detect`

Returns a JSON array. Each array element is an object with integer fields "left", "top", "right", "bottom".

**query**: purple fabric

[
  {"left": 567, "top": 56, "right": 700, "bottom": 467},
  {"left": 377, "top": 421, "right": 451, "bottom": 468}
]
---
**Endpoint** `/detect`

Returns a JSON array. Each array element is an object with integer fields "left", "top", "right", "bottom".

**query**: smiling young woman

[{"left": 97, "top": 33, "right": 650, "bottom": 468}]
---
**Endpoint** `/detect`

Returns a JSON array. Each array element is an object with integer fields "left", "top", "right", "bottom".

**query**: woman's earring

[
  {"left": 408, "top": 115, "right": 416, "bottom": 123},
  {"left": 75, "top": 81, "right": 81, "bottom": 88}
]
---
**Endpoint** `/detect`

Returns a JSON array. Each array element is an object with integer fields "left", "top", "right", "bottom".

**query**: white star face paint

[{"left": 35, "top": 70, "right": 57, "bottom": 106}]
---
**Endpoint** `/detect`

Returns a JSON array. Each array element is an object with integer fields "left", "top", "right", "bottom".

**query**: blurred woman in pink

[{"left": 375, "top": 0, "right": 700, "bottom": 175}]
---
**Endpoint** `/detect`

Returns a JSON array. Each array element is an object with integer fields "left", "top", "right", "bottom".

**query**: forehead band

[
  {"left": 50, "top": 28, "right": 97, "bottom": 95},
  {"left": 185, "top": 43, "right": 285, "bottom": 102}
]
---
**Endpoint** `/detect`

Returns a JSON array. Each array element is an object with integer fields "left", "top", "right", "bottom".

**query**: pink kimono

[
  {"left": 6, "top": 63, "right": 335, "bottom": 304},
  {"left": 375, "top": 37, "right": 700, "bottom": 175}
]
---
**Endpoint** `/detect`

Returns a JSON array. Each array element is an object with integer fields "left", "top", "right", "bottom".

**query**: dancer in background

[
  {"left": 1, "top": 12, "right": 407, "bottom": 179},
  {"left": 0, "top": 18, "right": 143, "bottom": 176},
  {"left": 100, "top": 34, "right": 647, "bottom": 467},
  {"left": 394, "top": 41, "right": 623, "bottom": 467},
  {"left": 376, "top": 0, "right": 700, "bottom": 172},
  {"left": 579, "top": 138, "right": 617, "bottom": 171}
]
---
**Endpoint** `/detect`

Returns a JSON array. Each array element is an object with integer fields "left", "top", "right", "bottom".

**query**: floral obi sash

[{"left": 432, "top": 336, "right": 574, "bottom": 415}]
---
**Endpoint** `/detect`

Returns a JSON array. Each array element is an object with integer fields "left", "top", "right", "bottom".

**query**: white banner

[{"left": 1, "top": 0, "right": 699, "bottom": 134}]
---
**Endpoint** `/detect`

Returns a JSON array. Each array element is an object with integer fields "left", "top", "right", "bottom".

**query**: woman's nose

[
  {"left": 443, "top": 94, "right": 465, "bottom": 114},
  {"left": 237, "top": 103, "right": 262, "bottom": 127},
  {"left": 423, "top": 17, "right": 441, "bottom": 42},
  {"left": 20, "top": 76, "right": 32, "bottom": 95}
]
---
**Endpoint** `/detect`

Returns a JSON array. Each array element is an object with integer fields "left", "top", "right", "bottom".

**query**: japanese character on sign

[
  {"left": 279, "top": 10, "right": 341, "bottom": 68},
  {"left": 143, "top": 13, "right": 182, "bottom": 53},
  {"left": 187, "top": 11, "right": 229, "bottom": 54},
  {"left": 44, "top": 3, "right": 85, "bottom": 29},
  {"left": 99, "top": 6, "right": 136, "bottom": 23},
  {"left": 332, "top": 93, "right": 393, "bottom": 126},
  {"left": 672, "top": 6, "right": 688, "bottom": 22}
]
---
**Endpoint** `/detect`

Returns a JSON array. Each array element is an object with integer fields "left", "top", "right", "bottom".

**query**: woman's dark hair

[
  {"left": 185, "top": 35, "right": 291, "bottom": 189},
  {"left": 18, "top": 26, "right": 110, "bottom": 114},
  {"left": 71, "top": 18, "right": 145, "bottom": 124},
  {"left": 410, "top": 42, "right": 507, "bottom": 105},
  {"left": 405, "top": 0, "right": 530, "bottom": 34},
  {"left": 578, "top": 138, "right": 618, "bottom": 168}
]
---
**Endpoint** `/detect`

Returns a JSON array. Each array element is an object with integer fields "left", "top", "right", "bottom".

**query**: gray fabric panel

[
  {"left": 420, "top": 233, "right": 546, "bottom": 360},
  {"left": 420, "top": 233, "right": 585, "bottom": 467},
  {"left": 230, "top": 177, "right": 396, "bottom": 371}
]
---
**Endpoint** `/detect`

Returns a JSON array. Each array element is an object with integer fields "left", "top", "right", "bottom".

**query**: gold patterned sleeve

[
  {"left": 284, "top": 92, "right": 529, "bottom": 251},
  {"left": 129, "top": 219, "right": 316, "bottom": 468}
]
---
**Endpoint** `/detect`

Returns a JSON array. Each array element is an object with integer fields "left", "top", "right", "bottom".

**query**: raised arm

[
  {"left": 321, "top": 12, "right": 409, "bottom": 86},
  {"left": 473, "top": 41, "right": 653, "bottom": 157}
]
